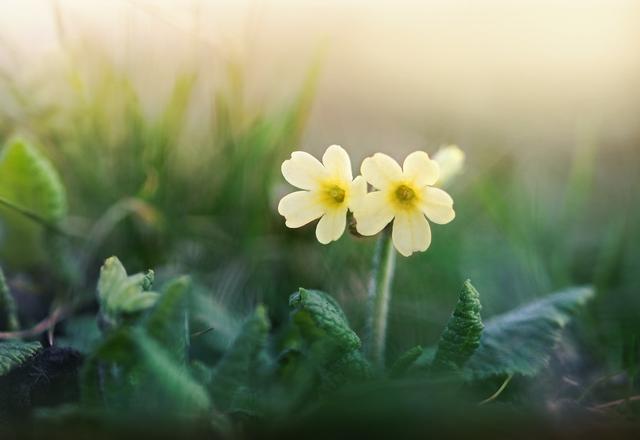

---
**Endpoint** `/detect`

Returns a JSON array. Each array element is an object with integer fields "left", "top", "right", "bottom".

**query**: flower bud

[{"left": 433, "top": 145, "right": 465, "bottom": 187}]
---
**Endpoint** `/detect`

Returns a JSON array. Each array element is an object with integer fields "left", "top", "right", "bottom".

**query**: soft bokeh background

[{"left": 1, "top": 0, "right": 639, "bottom": 371}]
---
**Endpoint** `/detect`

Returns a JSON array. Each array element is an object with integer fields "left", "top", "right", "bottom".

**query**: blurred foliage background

[{"left": 0, "top": 0, "right": 639, "bottom": 408}]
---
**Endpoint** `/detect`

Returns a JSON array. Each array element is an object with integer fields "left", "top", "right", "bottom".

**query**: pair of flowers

[{"left": 278, "top": 145, "right": 463, "bottom": 256}]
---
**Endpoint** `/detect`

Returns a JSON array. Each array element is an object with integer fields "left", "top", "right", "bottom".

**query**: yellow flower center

[
  {"left": 390, "top": 183, "right": 420, "bottom": 210},
  {"left": 395, "top": 184, "right": 415, "bottom": 202},
  {"left": 318, "top": 180, "right": 348, "bottom": 208},
  {"left": 328, "top": 185, "right": 346, "bottom": 203}
]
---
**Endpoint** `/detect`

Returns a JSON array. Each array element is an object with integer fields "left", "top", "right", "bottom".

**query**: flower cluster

[{"left": 278, "top": 145, "right": 462, "bottom": 256}]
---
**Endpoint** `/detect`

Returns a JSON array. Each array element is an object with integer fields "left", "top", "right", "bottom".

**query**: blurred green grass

[{"left": 1, "top": 33, "right": 639, "bottom": 390}]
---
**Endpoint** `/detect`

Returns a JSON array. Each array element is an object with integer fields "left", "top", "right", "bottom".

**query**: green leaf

[
  {"left": 0, "top": 137, "right": 67, "bottom": 266},
  {"left": 210, "top": 305, "right": 270, "bottom": 411},
  {"left": 288, "top": 288, "right": 360, "bottom": 354},
  {"left": 81, "top": 328, "right": 210, "bottom": 415},
  {"left": 432, "top": 280, "right": 484, "bottom": 371},
  {"left": 97, "top": 256, "right": 159, "bottom": 328},
  {"left": 389, "top": 345, "right": 424, "bottom": 378},
  {"left": 57, "top": 315, "right": 101, "bottom": 353},
  {"left": 288, "top": 289, "right": 371, "bottom": 390},
  {"left": 0, "top": 340, "right": 42, "bottom": 375},
  {"left": 80, "top": 328, "right": 135, "bottom": 408},
  {"left": 0, "top": 138, "right": 67, "bottom": 222},
  {"left": 115, "top": 287, "right": 158, "bottom": 314},
  {"left": 142, "top": 276, "right": 191, "bottom": 364},
  {"left": 320, "top": 350, "right": 372, "bottom": 391},
  {"left": 190, "top": 287, "right": 242, "bottom": 356},
  {"left": 464, "top": 286, "right": 594, "bottom": 379},
  {"left": 133, "top": 331, "right": 211, "bottom": 413}
]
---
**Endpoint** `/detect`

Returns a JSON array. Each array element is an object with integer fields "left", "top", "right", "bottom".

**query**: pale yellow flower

[
  {"left": 432, "top": 145, "right": 465, "bottom": 187},
  {"left": 278, "top": 145, "right": 366, "bottom": 244},
  {"left": 353, "top": 151, "right": 455, "bottom": 257}
]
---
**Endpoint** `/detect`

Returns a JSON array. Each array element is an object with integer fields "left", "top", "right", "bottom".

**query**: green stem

[
  {"left": 478, "top": 374, "right": 513, "bottom": 405},
  {"left": 0, "top": 266, "right": 20, "bottom": 331},
  {"left": 0, "top": 196, "right": 70, "bottom": 236},
  {"left": 366, "top": 228, "right": 396, "bottom": 368}
]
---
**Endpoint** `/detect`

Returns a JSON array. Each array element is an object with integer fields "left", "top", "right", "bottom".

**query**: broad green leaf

[
  {"left": 81, "top": 328, "right": 210, "bottom": 415},
  {"left": 97, "top": 256, "right": 159, "bottom": 328},
  {"left": 320, "top": 350, "right": 372, "bottom": 391},
  {"left": 210, "top": 305, "right": 270, "bottom": 411},
  {"left": 288, "top": 289, "right": 370, "bottom": 390},
  {"left": 0, "top": 341, "right": 42, "bottom": 375},
  {"left": 464, "top": 286, "right": 594, "bottom": 379},
  {"left": 133, "top": 331, "right": 210, "bottom": 413},
  {"left": 0, "top": 138, "right": 67, "bottom": 266},
  {"left": 288, "top": 288, "right": 360, "bottom": 354},
  {"left": 143, "top": 276, "right": 191, "bottom": 364},
  {"left": 432, "top": 280, "right": 484, "bottom": 371},
  {"left": 190, "top": 360, "right": 213, "bottom": 388},
  {"left": 0, "top": 138, "right": 66, "bottom": 222}
]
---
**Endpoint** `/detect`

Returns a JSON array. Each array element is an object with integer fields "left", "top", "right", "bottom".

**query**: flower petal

[
  {"left": 403, "top": 151, "right": 439, "bottom": 187},
  {"left": 420, "top": 187, "right": 455, "bottom": 224},
  {"left": 353, "top": 191, "right": 394, "bottom": 236},
  {"left": 281, "top": 151, "right": 327, "bottom": 190},
  {"left": 315, "top": 207, "right": 347, "bottom": 244},
  {"left": 348, "top": 175, "right": 367, "bottom": 212},
  {"left": 322, "top": 145, "right": 352, "bottom": 181},
  {"left": 392, "top": 210, "right": 431, "bottom": 257},
  {"left": 360, "top": 153, "right": 403, "bottom": 190},
  {"left": 278, "top": 191, "right": 324, "bottom": 228},
  {"left": 432, "top": 145, "right": 465, "bottom": 187}
]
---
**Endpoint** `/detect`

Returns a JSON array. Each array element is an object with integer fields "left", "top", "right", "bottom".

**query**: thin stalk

[
  {"left": 478, "top": 374, "right": 513, "bottom": 405},
  {"left": 0, "top": 196, "right": 71, "bottom": 236},
  {"left": 0, "top": 306, "right": 68, "bottom": 340},
  {"left": 0, "top": 266, "right": 20, "bottom": 331},
  {"left": 366, "top": 228, "right": 396, "bottom": 368}
]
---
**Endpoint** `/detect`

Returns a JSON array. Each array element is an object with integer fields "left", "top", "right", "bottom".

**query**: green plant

[
  {"left": 32, "top": 255, "right": 592, "bottom": 436},
  {"left": 0, "top": 27, "right": 638, "bottom": 436}
]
